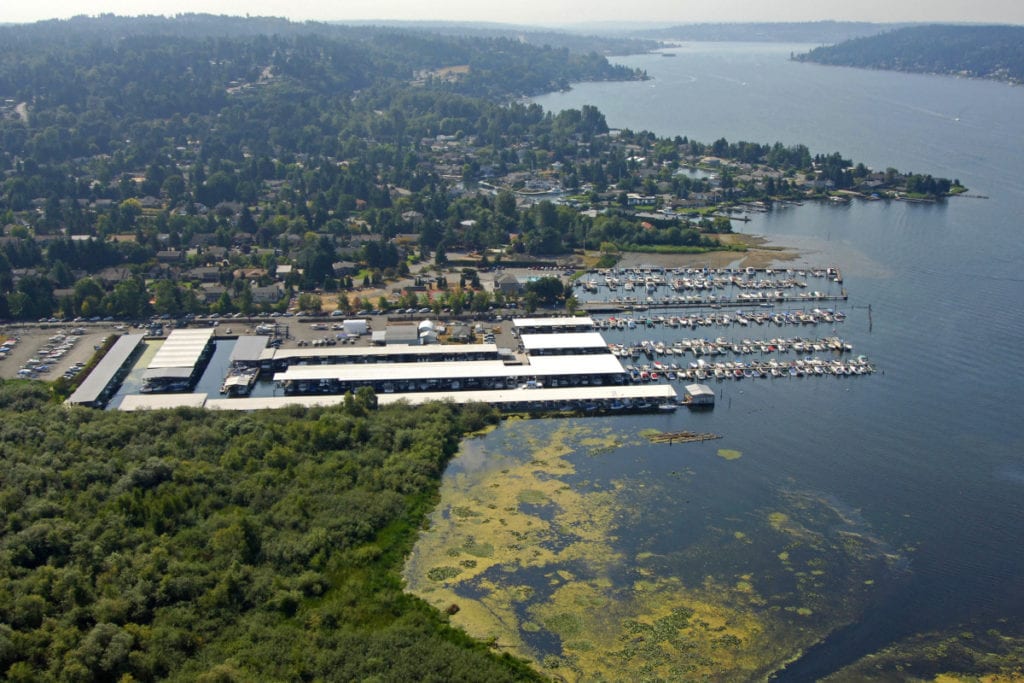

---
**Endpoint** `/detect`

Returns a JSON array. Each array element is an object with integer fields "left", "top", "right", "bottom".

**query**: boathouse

[{"left": 684, "top": 383, "right": 715, "bottom": 406}]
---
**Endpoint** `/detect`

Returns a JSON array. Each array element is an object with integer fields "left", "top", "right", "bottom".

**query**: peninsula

[{"left": 794, "top": 24, "right": 1024, "bottom": 85}]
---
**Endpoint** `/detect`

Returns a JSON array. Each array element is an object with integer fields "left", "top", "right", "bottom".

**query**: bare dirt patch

[{"left": 615, "top": 235, "right": 799, "bottom": 271}]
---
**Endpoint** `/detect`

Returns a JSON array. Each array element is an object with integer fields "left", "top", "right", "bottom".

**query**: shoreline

[{"left": 613, "top": 234, "right": 800, "bottom": 271}]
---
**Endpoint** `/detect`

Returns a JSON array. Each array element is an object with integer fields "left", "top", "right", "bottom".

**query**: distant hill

[
  {"left": 795, "top": 25, "right": 1024, "bottom": 84},
  {"left": 629, "top": 22, "right": 900, "bottom": 44},
  {"left": 338, "top": 20, "right": 662, "bottom": 56},
  {"left": 0, "top": 14, "right": 644, "bottom": 105}
]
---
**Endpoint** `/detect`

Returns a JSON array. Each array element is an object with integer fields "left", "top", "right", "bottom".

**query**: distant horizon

[
  {"left": 2, "top": 15, "right": 1023, "bottom": 25},
  {"left": 2, "top": 15, "right": 1023, "bottom": 31},
  {"left": 2, "top": 0, "right": 1024, "bottom": 28}
]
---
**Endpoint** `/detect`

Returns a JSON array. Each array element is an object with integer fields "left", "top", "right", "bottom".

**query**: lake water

[{"left": 404, "top": 43, "right": 1024, "bottom": 680}]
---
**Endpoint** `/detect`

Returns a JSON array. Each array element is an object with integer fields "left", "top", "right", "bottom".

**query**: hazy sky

[{"left": 2, "top": 0, "right": 1023, "bottom": 26}]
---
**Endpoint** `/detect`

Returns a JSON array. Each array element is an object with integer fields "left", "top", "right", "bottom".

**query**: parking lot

[
  {"left": 0, "top": 323, "right": 123, "bottom": 382},
  {"left": 0, "top": 273, "right": 555, "bottom": 386}
]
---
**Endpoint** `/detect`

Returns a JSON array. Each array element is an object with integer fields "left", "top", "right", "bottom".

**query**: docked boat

[{"left": 220, "top": 367, "right": 260, "bottom": 397}]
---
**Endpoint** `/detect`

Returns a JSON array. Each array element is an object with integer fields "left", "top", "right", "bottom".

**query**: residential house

[
  {"left": 156, "top": 250, "right": 183, "bottom": 264},
  {"left": 199, "top": 283, "right": 227, "bottom": 303},
  {"left": 252, "top": 284, "right": 284, "bottom": 305},
  {"left": 332, "top": 261, "right": 358, "bottom": 277},
  {"left": 493, "top": 272, "right": 522, "bottom": 295},
  {"left": 187, "top": 266, "right": 222, "bottom": 283},
  {"left": 96, "top": 267, "right": 134, "bottom": 286}
]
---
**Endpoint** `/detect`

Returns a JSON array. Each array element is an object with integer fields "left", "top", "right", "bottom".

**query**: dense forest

[
  {"left": 795, "top": 24, "right": 1024, "bottom": 84},
  {"left": 0, "top": 381, "right": 541, "bottom": 681}
]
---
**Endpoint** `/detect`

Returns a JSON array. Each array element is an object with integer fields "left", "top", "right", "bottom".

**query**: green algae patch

[
  {"left": 427, "top": 566, "right": 462, "bottom": 582},
  {"left": 718, "top": 448, "right": 743, "bottom": 460},
  {"left": 403, "top": 419, "right": 632, "bottom": 662},
  {"left": 404, "top": 420, "right": 907, "bottom": 681},
  {"left": 461, "top": 538, "right": 494, "bottom": 558},
  {"left": 578, "top": 429, "right": 627, "bottom": 457},
  {"left": 822, "top": 624, "right": 1024, "bottom": 682},
  {"left": 543, "top": 611, "right": 585, "bottom": 638},
  {"left": 769, "top": 511, "right": 790, "bottom": 530},
  {"left": 528, "top": 577, "right": 777, "bottom": 681},
  {"left": 517, "top": 489, "right": 548, "bottom": 504}
]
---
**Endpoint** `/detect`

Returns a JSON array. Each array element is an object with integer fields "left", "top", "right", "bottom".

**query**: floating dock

[{"left": 646, "top": 430, "right": 723, "bottom": 444}]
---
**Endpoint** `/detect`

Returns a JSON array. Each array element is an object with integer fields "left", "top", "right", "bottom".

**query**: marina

[
  {"left": 55, "top": 259, "right": 870, "bottom": 414},
  {"left": 576, "top": 265, "right": 845, "bottom": 312},
  {"left": 97, "top": 304, "right": 874, "bottom": 414},
  {"left": 606, "top": 335, "right": 854, "bottom": 359},
  {"left": 590, "top": 308, "right": 847, "bottom": 329}
]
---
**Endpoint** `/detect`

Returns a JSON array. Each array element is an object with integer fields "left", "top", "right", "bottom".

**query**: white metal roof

[
  {"left": 273, "top": 354, "right": 625, "bottom": 383},
  {"left": 204, "top": 384, "right": 677, "bottom": 411},
  {"left": 513, "top": 316, "right": 594, "bottom": 329},
  {"left": 520, "top": 332, "right": 608, "bottom": 351},
  {"left": 685, "top": 383, "right": 715, "bottom": 397},
  {"left": 229, "top": 336, "right": 269, "bottom": 364},
  {"left": 66, "top": 334, "right": 146, "bottom": 405},
  {"left": 378, "top": 384, "right": 677, "bottom": 406},
  {"left": 206, "top": 396, "right": 348, "bottom": 411},
  {"left": 274, "top": 359, "right": 512, "bottom": 383},
  {"left": 268, "top": 343, "right": 499, "bottom": 363},
  {"left": 524, "top": 354, "right": 625, "bottom": 375},
  {"left": 142, "top": 367, "right": 193, "bottom": 381},
  {"left": 147, "top": 329, "right": 214, "bottom": 369},
  {"left": 119, "top": 393, "right": 208, "bottom": 411}
]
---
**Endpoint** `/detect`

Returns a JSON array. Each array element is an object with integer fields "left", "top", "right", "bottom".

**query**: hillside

[
  {"left": 795, "top": 24, "right": 1024, "bottom": 84},
  {"left": 631, "top": 21, "right": 898, "bottom": 44}
]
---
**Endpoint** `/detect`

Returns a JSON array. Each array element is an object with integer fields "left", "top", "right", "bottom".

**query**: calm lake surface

[{"left": 410, "top": 43, "right": 1024, "bottom": 678}]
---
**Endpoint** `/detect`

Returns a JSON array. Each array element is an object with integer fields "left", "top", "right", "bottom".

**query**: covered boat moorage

[
  {"left": 512, "top": 316, "right": 595, "bottom": 334},
  {"left": 140, "top": 328, "right": 214, "bottom": 393},
  {"left": 220, "top": 335, "right": 269, "bottom": 396},
  {"left": 259, "top": 342, "right": 505, "bottom": 374},
  {"left": 65, "top": 333, "right": 146, "bottom": 408},
  {"left": 205, "top": 383, "right": 678, "bottom": 413},
  {"left": 519, "top": 332, "right": 610, "bottom": 356},
  {"left": 274, "top": 354, "right": 628, "bottom": 396}
]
